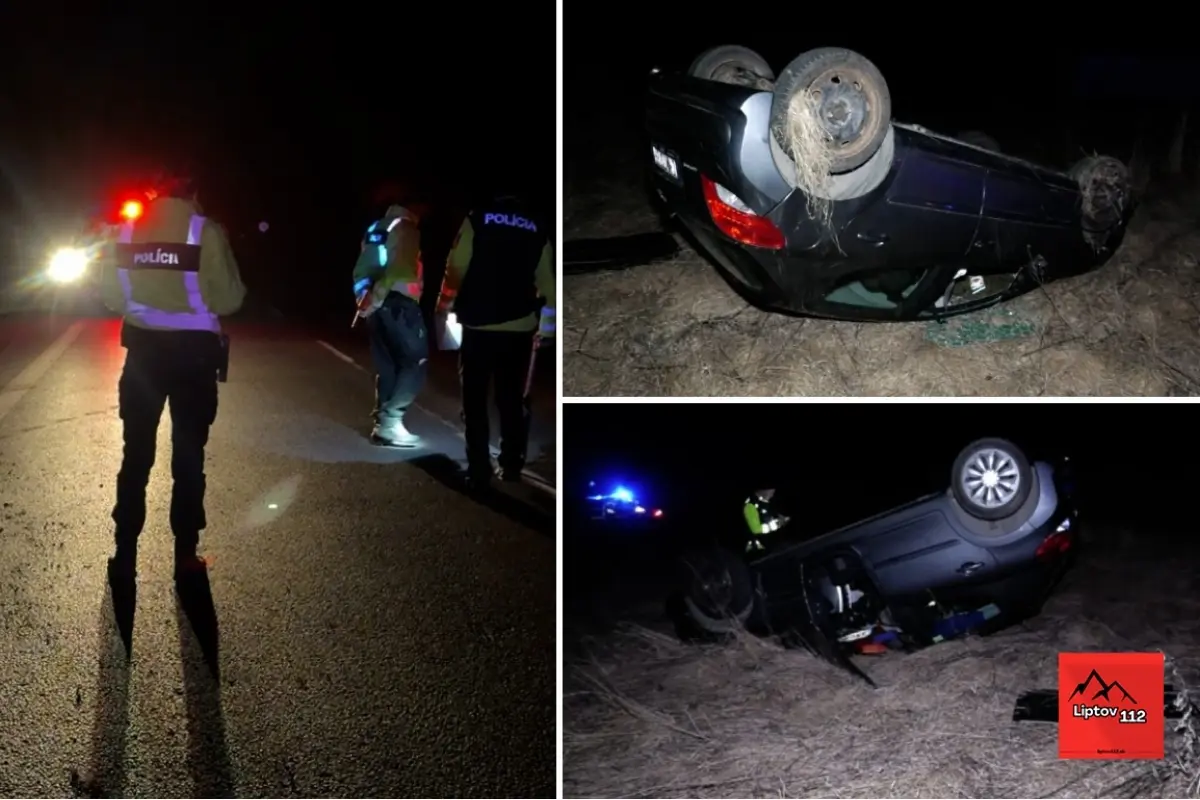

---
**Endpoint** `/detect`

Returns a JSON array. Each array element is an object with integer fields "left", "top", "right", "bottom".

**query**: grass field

[
  {"left": 563, "top": 530, "right": 1200, "bottom": 798},
  {"left": 563, "top": 129, "right": 1200, "bottom": 397}
]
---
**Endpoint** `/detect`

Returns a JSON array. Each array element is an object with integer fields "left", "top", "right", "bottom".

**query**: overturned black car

[
  {"left": 646, "top": 45, "right": 1134, "bottom": 322},
  {"left": 668, "top": 438, "right": 1078, "bottom": 683}
]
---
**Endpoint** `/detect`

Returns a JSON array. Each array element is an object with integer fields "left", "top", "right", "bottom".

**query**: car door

[
  {"left": 813, "top": 140, "right": 986, "bottom": 317},
  {"left": 855, "top": 507, "right": 999, "bottom": 597},
  {"left": 979, "top": 158, "right": 1081, "bottom": 273},
  {"left": 840, "top": 144, "right": 985, "bottom": 270}
]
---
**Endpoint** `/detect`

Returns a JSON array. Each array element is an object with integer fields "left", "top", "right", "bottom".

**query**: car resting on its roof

[
  {"left": 646, "top": 45, "right": 1133, "bottom": 323},
  {"left": 667, "top": 438, "right": 1078, "bottom": 684}
]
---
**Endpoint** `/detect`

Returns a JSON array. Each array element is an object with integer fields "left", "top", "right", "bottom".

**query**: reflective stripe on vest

[
  {"left": 116, "top": 215, "right": 220, "bottom": 332},
  {"left": 539, "top": 306, "right": 555, "bottom": 336}
]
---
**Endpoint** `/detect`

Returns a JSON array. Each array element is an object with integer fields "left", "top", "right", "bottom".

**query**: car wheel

[
  {"left": 770, "top": 47, "right": 892, "bottom": 175},
  {"left": 688, "top": 45, "right": 775, "bottom": 89},
  {"left": 951, "top": 438, "right": 1034, "bottom": 522},
  {"left": 1070, "top": 155, "right": 1131, "bottom": 248},
  {"left": 676, "top": 547, "right": 754, "bottom": 635},
  {"left": 956, "top": 130, "right": 1001, "bottom": 152}
]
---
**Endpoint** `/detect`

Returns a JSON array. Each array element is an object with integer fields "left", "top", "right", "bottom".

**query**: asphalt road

[{"left": 0, "top": 313, "right": 556, "bottom": 798}]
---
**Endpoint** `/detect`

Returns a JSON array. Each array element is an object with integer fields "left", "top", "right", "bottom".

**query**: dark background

[
  {"left": 566, "top": 5, "right": 1200, "bottom": 180},
  {"left": 0, "top": 6, "right": 555, "bottom": 324},
  {"left": 564, "top": 403, "right": 1188, "bottom": 615}
]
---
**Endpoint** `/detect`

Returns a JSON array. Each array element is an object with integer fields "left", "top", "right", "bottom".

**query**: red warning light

[
  {"left": 120, "top": 200, "right": 143, "bottom": 221},
  {"left": 652, "top": 509, "right": 664, "bottom": 518}
]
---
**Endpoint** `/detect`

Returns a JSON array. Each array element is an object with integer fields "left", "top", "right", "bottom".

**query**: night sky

[
  {"left": 565, "top": 403, "right": 1191, "bottom": 536},
  {"left": 0, "top": 6, "right": 555, "bottom": 321}
]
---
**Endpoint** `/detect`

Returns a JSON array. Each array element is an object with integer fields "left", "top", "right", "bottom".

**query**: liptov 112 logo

[{"left": 1058, "top": 652, "right": 1164, "bottom": 760}]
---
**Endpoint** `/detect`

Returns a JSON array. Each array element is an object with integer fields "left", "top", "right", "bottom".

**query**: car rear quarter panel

[{"left": 645, "top": 75, "right": 789, "bottom": 217}]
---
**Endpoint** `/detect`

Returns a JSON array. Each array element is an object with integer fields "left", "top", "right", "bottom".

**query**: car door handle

[
  {"left": 855, "top": 232, "right": 889, "bottom": 247},
  {"left": 957, "top": 561, "right": 985, "bottom": 576}
]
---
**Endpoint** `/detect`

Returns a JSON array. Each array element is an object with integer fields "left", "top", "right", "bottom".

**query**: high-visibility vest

[
  {"left": 353, "top": 210, "right": 422, "bottom": 302},
  {"left": 115, "top": 214, "right": 220, "bottom": 333},
  {"left": 743, "top": 496, "right": 785, "bottom": 536}
]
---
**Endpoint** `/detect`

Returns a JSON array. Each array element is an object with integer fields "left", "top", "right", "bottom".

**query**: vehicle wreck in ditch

[
  {"left": 646, "top": 45, "right": 1134, "bottom": 322},
  {"left": 668, "top": 438, "right": 1079, "bottom": 683}
]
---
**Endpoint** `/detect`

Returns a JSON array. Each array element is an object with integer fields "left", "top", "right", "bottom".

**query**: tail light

[
  {"left": 700, "top": 176, "right": 784, "bottom": 250},
  {"left": 1035, "top": 523, "right": 1073, "bottom": 561},
  {"left": 652, "top": 509, "right": 664, "bottom": 518}
]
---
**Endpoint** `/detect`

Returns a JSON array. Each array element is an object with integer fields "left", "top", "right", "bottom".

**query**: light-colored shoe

[{"left": 371, "top": 420, "right": 421, "bottom": 448}]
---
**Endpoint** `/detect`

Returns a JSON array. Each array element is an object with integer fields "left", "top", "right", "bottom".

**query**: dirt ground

[
  {"left": 563, "top": 138, "right": 1200, "bottom": 397},
  {"left": 563, "top": 534, "right": 1200, "bottom": 799}
]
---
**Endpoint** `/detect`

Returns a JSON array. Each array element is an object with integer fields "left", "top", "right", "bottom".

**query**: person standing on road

[
  {"left": 436, "top": 192, "right": 556, "bottom": 491},
  {"left": 98, "top": 172, "right": 246, "bottom": 581},
  {"left": 352, "top": 202, "right": 428, "bottom": 448}
]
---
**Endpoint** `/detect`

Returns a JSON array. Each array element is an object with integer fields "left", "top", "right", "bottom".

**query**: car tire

[
  {"left": 1070, "top": 155, "right": 1131, "bottom": 248},
  {"left": 770, "top": 47, "right": 891, "bottom": 175},
  {"left": 688, "top": 45, "right": 775, "bottom": 89},
  {"left": 951, "top": 438, "right": 1034, "bottom": 522},
  {"left": 956, "top": 130, "right": 1001, "bottom": 152},
  {"left": 675, "top": 546, "right": 754, "bottom": 636}
]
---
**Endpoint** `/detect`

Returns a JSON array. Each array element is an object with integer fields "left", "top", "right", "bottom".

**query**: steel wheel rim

[
  {"left": 692, "top": 566, "right": 733, "bottom": 613},
  {"left": 962, "top": 447, "right": 1021, "bottom": 509}
]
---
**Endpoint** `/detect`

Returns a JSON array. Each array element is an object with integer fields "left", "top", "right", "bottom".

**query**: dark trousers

[
  {"left": 367, "top": 292, "right": 428, "bottom": 423},
  {"left": 459, "top": 326, "right": 537, "bottom": 477},
  {"left": 112, "top": 325, "right": 221, "bottom": 553}
]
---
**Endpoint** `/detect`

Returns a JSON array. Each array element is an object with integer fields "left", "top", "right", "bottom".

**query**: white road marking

[
  {"left": 520, "top": 472, "right": 555, "bottom": 497},
  {"left": 0, "top": 321, "right": 84, "bottom": 424},
  {"left": 316, "top": 340, "right": 556, "bottom": 493},
  {"left": 317, "top": 340, "right": 360, "bottom": 368}
]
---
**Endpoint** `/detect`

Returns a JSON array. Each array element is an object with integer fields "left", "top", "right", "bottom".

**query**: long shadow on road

[
  {"left": 410, "top": 454, "right": 555, "bottom": 539},
  {"left": 71, "top": 592, "right": 132, "bottom": 799},
  {"left": 70, "top": 572, "right": 236, "bottom": 799},
  {"left": 176, "top": 569, "right": 235, "bottom": 799}
]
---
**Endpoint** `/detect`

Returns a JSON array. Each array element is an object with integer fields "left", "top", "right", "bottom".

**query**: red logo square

[{"left": 1058, "top": 651, "right": 1164, "bottom": 760}]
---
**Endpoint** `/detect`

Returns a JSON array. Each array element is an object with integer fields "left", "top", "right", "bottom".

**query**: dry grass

[
  {"left": 781, "top": 91, "right": 835, "bottom": 228},
  {"left": 563, "top": 539, "right": 1200, "bottom": 799},
  {"left": 563, "top": 142, "right": 1200, "bottom": 397}
]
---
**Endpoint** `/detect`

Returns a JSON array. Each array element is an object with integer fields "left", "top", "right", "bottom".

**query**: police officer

[
  {"left": 743, "top": 488, "right": 789, "bottom": 552},
  {"left": 437, "top": 192, "right": 556, "bottom": 490},
  {"left": 98, "top": 173, "right": 246, "bottom": 581},
  {"left": 352, "top": 202, "right": 427, "bottom": 447}
]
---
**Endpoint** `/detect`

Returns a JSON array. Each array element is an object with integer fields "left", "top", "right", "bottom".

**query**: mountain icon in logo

[{"left": 1068, "top": 668, "right": 1138, "bottom": 704}]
